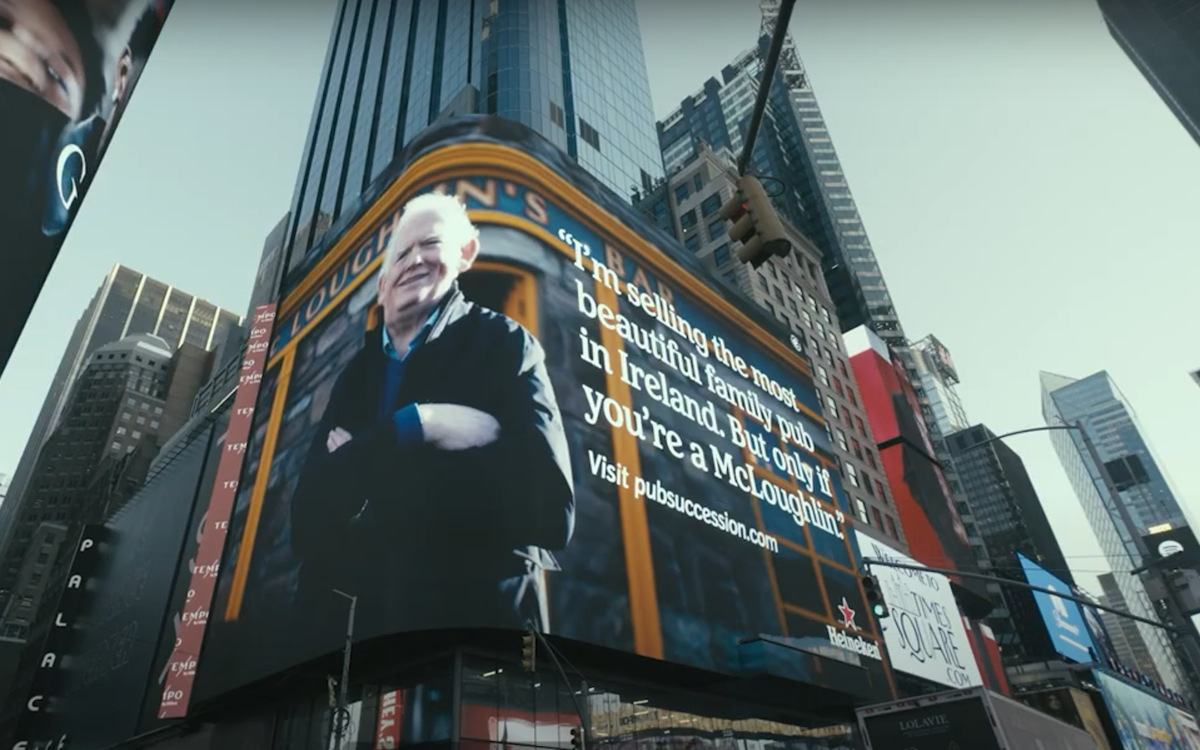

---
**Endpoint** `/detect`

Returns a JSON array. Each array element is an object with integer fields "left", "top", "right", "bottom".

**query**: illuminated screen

[
  {"left": 0, "top": 0, "right": 174, "bottom": 373},
  {"left": 198, "top": 121, "right": 895, "bottom": 700},
  {"left": 1094, "top": 670, "right": 1200, "bottom": 750},
  {"left": 1018, "top": 553, "right": 1096, "bottom": 664}
]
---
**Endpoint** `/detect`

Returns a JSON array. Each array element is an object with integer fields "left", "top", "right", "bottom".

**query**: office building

[
  {"left": 947, "top": 425, "right": 1072, "bottom": 664},
  {"left": 0, "top": 266, "right": 241, "bottom": 549},
  {"left": 0, "top": 335, "right": 214, "bottom": 639},
  {"left": 1099, "top": 572, "right": 1158, "bottom": 677},
  {"left": 283, "top": 0, "right": 665, "bottom": 268},
  {"left": 0, "top": 474, "right": 8, "bottom": 509},
  {"left": 656, "top": 17, "right": 903, "bottom": 343},
  {"left": 1041, "top": 370, "right": 1192, "bottom": 694},
  {"left": 639, "top": 140, "right": 906, "bottom": 550},
  {"left": 1096, "top": 0, "right": 1200, "bottom": 148},
  {"left": 908, "top": 336, "right": 970, "bottom": 437}
]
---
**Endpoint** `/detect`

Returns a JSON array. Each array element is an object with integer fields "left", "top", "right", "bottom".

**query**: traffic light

[
  {"left": 862, "top": 575, "right": 889, "bottom": 619},
  {"left": 521, "top": 630, "right": 536, "bottom": 672},
  {"left": 570, "top": 726, "right": 584, "bottom": 750},
  {"left": 719, "top": 174, "right": 792, "bottom": 268}
]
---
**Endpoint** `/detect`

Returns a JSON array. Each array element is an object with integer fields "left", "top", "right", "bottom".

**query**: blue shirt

[{"left": 380, "top": 306, "right": 442, "bottom": 446}]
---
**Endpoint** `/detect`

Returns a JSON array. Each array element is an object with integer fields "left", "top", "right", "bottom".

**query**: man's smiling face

[{"left": 377, "top": 204, "right": 474, "bottom": 326}]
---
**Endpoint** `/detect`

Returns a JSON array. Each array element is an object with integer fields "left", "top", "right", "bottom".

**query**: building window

[
  {"left": 835, "top": 429, "right": 848, "bottom": 452},
  {"left": 864, "top": 475, "right": 875, "bottom": 497},
  {"left": 684, "top": 235, "right": 701, "bottom": 252},
  {"left": 707, "top": 219, "right": 725, "bottom": 241},
  {"left": 832, "top": 376, "right": 843, "bottom": 397},
  {"left": 886, "top": 515, "right": 899, "bottom": 540},
  {"left": 851, "top": 438, "right": 863, "bottom": 460},
  {"left": 816, "top": 366, "right": 829, "bottom": 386},
  {"left": 855, "top": 415, "right": 867, "bottom": 437},
  {"left": 675, "top": 183, "right": 690, "bottom": 203},
  {"left": 136, "top": 416, "right": 146, "bottom": 425},
  {"left": 700, "top": 193, "right": 721, "bottom": 217},
  {"left": 150, "top": 420, "right": 160, "bottom": 429},
  {"left": 825, "top": 397, "right": 840, "bottom": 419},
  {"left": 872, "top": 507, "right": 884, "bottom": 528},
  {"left": 680, "top": 210, "right": 697, "bottom": 229},
  {"left": 578, "top": 119, "right": 601, "bottom": 150},
  {"left": 549, "top": 101, "right": 565, "bottom": 128},
  {"left": 131, "top": 431, "right": 142, "bottom": 440},
  {"left": 856, "top": 498, "right": 869, "bottom": 524},
  {"left": 802, "top": 310, "right": 812, "bottom": 328},
  {"left": 846, "top": 462, "right": 860, "bottom": 487},
  {"left": 865, "top": 449, "right": 877, "bottom": 470},
  {"left": 713, "top": 245, "right": 731, "bottom": 266},
  {"left": 846, "top": 388, "right": 857, "bottom": 407},
  {"left": 111, "top": 441, "right": 121, "bottom": 451},
  {"left": 154, "top": 406, "right": 163, "bottom": 416},
  {"left": 821, "top": 307, "right": 832, "bottom": 324},
  {"left": 876, "top": 479, "right": 887, "bottom": 501},
  {"left": 116, "top": 427, "right": 127, "bottom": 436},
  {"left": 693, "top": 174, "right": 703, "bottom": 192}
]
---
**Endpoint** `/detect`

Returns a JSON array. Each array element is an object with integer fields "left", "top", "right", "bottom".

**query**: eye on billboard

[
  {"left": 854, "top": 531, "right": 982, "bottom": 689},
  {"left": 195, "top": 119, "right": 896, "bottom": 702},
  {"left": 1017, "top": 553, "right": 1097, "bottom": 664},
  {"left": 0, "top": 0, "right": 174, "bottom": 376}
]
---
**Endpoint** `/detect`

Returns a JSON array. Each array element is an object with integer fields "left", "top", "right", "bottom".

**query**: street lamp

[{"left": 332, "top": 589, "right": 357, "bottom": 750}]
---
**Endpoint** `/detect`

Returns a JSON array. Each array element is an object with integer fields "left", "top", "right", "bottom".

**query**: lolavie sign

[{"left": 157, "top": 304, "right": 277, "bottom": 718}]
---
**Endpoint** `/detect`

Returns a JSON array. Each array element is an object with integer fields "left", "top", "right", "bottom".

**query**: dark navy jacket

[{"left": 289, "top": 287, "right": 575, "bottom": 635}]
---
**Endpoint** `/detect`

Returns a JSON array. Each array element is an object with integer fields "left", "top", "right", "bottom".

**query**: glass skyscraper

[
  {"left": 1041, "top": 369, "right": 1191, "bottom": 693},
  {"left": 1097, "top": 0, "right": 1200, "bottom": 148},
  {"left": 947, "top": 425, "right": 1072, "bottom": 665},
  {"left": 284, "top": 0, "right": 665, "bottom": 270},
  {"left": 0, "top": 266, "right": 240, "bottom": 563},
  {"left": 656, "top": 32, "right": 904, "bottom": 343}
]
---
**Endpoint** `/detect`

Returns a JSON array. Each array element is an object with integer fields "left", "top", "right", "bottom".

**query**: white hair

[{"left": 381, "top": 192, "right": 480, "bottom": 274}]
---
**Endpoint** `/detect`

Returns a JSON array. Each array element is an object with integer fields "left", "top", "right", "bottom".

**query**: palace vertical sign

[{"left": 157, "top": 304, "right": 276, "bottom": 718}]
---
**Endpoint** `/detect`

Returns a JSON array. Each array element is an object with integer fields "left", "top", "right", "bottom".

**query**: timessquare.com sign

[
  {"left": 855, "top": 531, "right": 982, "bottom": 689},
  {"left": 11, "top": 526, "right": 104, "bottom": 750},
  {"left": 156, "top": 304, "right": 276, "bottom": 718},
  {"left": 194, "top": 119, "right": 896, "bottom": 704}
]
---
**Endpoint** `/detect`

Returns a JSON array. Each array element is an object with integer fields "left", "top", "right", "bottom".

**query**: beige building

[{"left": 640, "top": 141, "right": 907, "bottom": 551}]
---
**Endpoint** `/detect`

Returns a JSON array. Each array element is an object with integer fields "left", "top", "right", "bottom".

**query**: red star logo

[{"left": 838, "top": 597, "right": 858, "bottom": 630}]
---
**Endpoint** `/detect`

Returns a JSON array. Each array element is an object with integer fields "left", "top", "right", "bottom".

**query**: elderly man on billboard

[{"left": 289, "top": 192, "right": 575, "bottom": 637}]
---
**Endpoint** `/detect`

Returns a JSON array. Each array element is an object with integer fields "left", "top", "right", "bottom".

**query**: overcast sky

[{"left": 1, "top": 0, "right": 1198, "bottom": 597}]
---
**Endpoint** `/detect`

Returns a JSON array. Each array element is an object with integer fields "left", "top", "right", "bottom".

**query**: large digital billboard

[
  {"left": 0, "top": 0, "right": 174, "bottom": 376},
  {"left": 1094, "top": 669, "right": 1200, "bottom": 750},
  {"left": 195, "top": 117, "right": 896, "bottom": 703},
  {"left": 1018, "top": 553, "right": 1097, "bottom": 664},
  {"left": 854, "top": 530, "right": 982, "bottom": 689}
]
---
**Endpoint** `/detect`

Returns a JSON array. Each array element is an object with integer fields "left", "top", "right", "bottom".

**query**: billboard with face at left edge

[
  {"left": 189, "top": 116, "right": 899, "bottom": 709},
  {"left": 0, "top": 0, "right": 174, "bottom": 377}
]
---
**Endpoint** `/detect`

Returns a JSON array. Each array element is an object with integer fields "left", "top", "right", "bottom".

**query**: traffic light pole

[
  {"left": 737, "top": 0, "right": 798, "bottom": 174},
  {"left": 859, "top": 557, "right": 1181, "bottom": 634}
]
